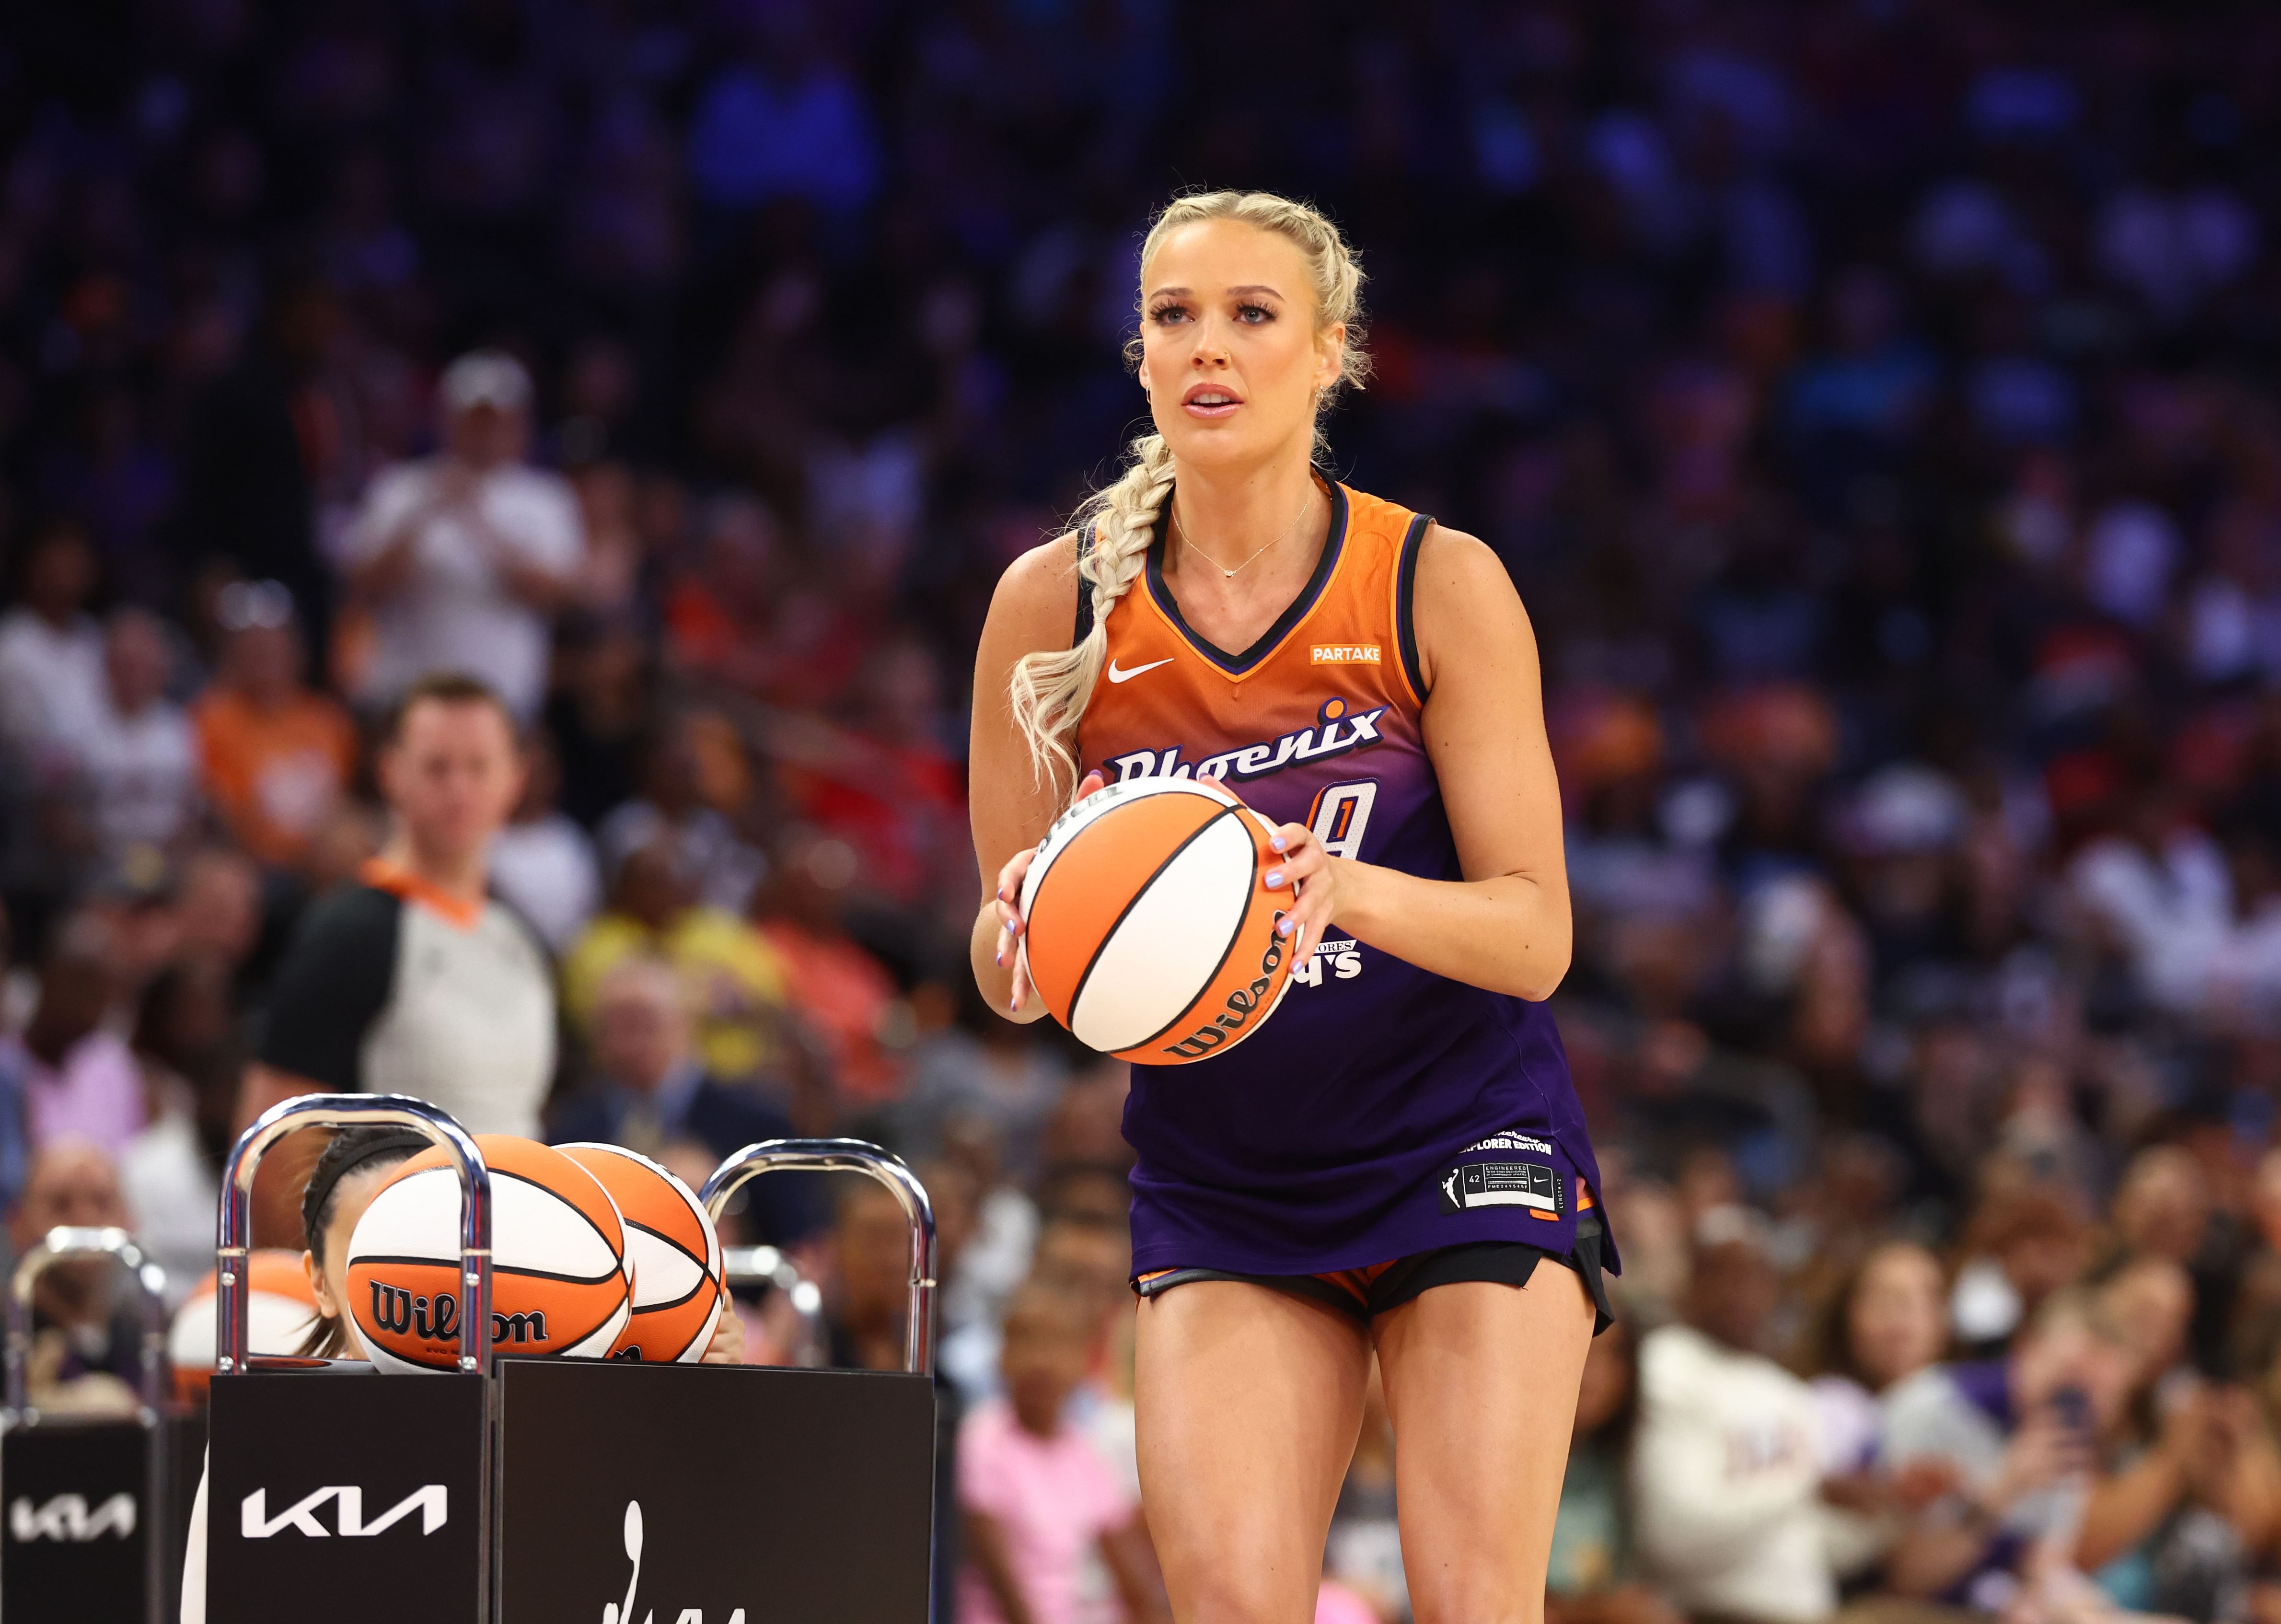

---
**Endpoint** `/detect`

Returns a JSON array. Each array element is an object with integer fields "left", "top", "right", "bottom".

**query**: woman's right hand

[{"left": 990, "top": 770, "right": 1105, "bottom": 1014}]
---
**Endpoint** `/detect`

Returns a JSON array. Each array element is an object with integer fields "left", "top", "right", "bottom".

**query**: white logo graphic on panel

[
  {"left": 9, "top": 1493, "right": 136, "bottom": 1542},
  {"left": 239, "top": 1485, "right": 447, "bottom": 1538},
  {"left": 1106, "top": 658, "right": 1174, "bottom": 684},
  {"left": 602, "top": 1499, "right": 746, "bottom": 1624}
]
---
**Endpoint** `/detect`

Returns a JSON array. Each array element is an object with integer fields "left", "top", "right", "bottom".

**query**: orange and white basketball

[
  {"left": 1018, "top": 776, "right": 1296, "bottom": 1063},
  {"left": 558, "top": 1143, "right": 725, "bottom": 1363},
  {"left": 169, "top": 1250, "right": 321, "bottom": 1400},
  {"left": 346, "top": 1135, "right": 631, "bottom": 1373}
]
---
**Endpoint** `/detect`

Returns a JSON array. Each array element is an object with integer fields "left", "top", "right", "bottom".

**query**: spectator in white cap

[{"left": 339, "top": 348, "right": 584, "bottom": 720}]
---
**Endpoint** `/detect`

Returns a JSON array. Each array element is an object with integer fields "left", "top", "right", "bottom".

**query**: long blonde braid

[{"left": 1009, "top": 190, "right": 1371, "bottom": 802}]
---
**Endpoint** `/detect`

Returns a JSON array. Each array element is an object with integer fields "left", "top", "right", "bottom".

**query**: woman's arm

[
  {"left": 968, "top": 536, "right": 1085, "bottom": 1020},
  {"left": 1266, "top": 524, "right": 1572, "bottom": 998}
]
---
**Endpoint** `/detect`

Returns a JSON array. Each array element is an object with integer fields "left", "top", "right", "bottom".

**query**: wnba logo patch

[{"left": 1310, "top": 643, "right": 1381, "bottom": 665}]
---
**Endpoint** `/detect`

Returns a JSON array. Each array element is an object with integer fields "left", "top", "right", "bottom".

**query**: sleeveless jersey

[{"left": 1076, "top": 479, "right": 1617, "bottom": 1279}]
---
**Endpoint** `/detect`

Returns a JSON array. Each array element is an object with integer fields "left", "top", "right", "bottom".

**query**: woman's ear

[
  {"left": 1316, "top": 323, "right": 1346, "bottom": 392},
  {"left": 304, "top": 1248, "right": 340, "bottom": 1320}
]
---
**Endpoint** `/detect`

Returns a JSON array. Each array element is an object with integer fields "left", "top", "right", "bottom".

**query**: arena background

[{"left": 5, "top": 3, "right": 2281, "bottom": 1622}]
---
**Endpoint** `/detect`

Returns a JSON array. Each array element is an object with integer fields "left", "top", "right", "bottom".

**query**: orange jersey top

[{"left": 1076, "top": 482, "right": 1427, "bottom": 795}]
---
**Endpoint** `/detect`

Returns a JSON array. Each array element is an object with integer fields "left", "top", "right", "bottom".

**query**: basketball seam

[
  {"left": 349, "top": 1252, "right": 626, "bottom": 1288},
  {"left": 1066, "top": 803, "right": 1242, "bottom": 1038},
  {"left": 680, "top": 1295, "right": 726, "bottom": 1361},
  {"left": 635, "top": 1277, "right": 717, "bottom": 1315},
  {"left": 565, "top": 1299, "right": 632, "bottom": 1357},
  {"left": 564, "top": 1141, "right": 710, "bottom": 1232},
  {"left": 561, "top": 1140, "right": 711, "bottom": 1277},
  {"left": 368, "top": 1298, "right": 625, "bottom": 1354},
  {"left": 1025, "top": 779, "right": 1227, "bottom": 928},
  {"left": 626, "top": 1217, "right": 710, "bottom": 1270},
  {"left": 625, "top": 1221, "right": 716, "bottom": 1312},
  {"left": 490, "top": 1164, "right": 623, "bottom": 1253},
  {"left": 377, "top": 1161, "right": 623, "bottom": 1259},
  {"left": 1124, "top": 820, "right": 1270, "bottom": 1053},
  {"left": 561, "top": 1145, "right": 718, "bottom": 1291}
]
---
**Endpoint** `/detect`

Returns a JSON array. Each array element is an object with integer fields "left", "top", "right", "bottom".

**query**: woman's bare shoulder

[
  {"left": 1410, "top": 522, "right": 1534, "bottom": 694},
  {"left": 984, "top": 531, "right": 1085, "bottom": 650}
]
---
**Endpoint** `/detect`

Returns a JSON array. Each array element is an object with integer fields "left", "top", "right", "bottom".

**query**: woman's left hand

[{"left": 1262, "top": 822, "right": 1338, "bottom": 960}]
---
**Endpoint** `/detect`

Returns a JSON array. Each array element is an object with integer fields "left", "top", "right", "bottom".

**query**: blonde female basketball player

[{"left": 970, "top": 190, "right": 1617, "bottom": 1624}]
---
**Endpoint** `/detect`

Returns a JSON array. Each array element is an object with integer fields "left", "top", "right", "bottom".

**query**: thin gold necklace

[{"left": 1173, "top": 487, "right": 1317, "bottom": 580}]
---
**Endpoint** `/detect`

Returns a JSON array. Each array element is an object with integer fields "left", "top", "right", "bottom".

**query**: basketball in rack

[{"left": 202, "top": 1094, "right": 938, "bottom": 1624}]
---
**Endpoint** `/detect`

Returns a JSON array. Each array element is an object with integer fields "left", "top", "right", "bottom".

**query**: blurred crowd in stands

[{"left": 5, "top": 0, "right": 2281, "bottom": 1619}]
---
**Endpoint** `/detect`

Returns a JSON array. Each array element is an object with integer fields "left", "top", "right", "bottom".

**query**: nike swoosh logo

[{"left": 1106, "top": 658, "right": 1174, "bottom": 684}]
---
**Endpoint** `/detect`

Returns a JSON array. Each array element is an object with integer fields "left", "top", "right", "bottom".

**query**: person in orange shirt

[
  {"left": 192, "top": 580, "right": 359, "bottom": 870},
  {"left": 749, "top": 824, "right": 903, "bottom": 1103}
]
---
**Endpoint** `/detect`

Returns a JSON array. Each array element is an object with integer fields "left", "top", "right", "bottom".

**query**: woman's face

[
  {"left": 303, "top": 1164, "right": 401, "bottom": 1360},
  {"left": 1135, "top": 218, "right": 1342, "bottom": 476},
  {"left": 1848, "top": 1244, "right": 1946, "bottom": 1391}
]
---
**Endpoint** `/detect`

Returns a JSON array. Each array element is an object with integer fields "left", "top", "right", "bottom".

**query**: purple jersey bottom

[{"left": 1122, "top": 976, "right": 1617, "bottom": 1281}]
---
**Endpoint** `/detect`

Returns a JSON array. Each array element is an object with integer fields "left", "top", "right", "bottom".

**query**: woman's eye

[
  {"left": 1149, "top": 304, "right": 1188, "bottom": 325},
  {"left": 1237, "top": 303, "right": 1273, "bottom": 324}
]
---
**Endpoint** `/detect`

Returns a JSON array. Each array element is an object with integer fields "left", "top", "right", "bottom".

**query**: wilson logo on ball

[
  {"left": 366, "top": 1283, "right": 553, "bottom": 1346},
  {"left": 1160, "top": 917, "right": 1288, "bottom": 1058},
  {"left": 1018, "top": 777, "right": 1297, "bottom": 1064},
  {"left": 365, "top": 1281, "right": 459, "bottom": 1341}
]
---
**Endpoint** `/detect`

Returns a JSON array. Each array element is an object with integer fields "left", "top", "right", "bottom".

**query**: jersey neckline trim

[{"left": 1142, "top": 475, "right": 1350, "bottom": 676}]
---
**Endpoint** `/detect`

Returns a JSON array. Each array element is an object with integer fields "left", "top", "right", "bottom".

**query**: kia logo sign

[
  {"left": 8, "top": 1493, "right": 136, "bottom": 1543},
  {"left": 240, "top": 1485, "right": 448, "bottom": 1539}
]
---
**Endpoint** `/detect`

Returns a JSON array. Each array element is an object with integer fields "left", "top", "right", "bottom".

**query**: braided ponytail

[
  {"left": 1009, "top": 435, "right": 1176, "bottom": 801},
  {"left": 1009, "top": 190, "right": 1369, "bottom": 804}
]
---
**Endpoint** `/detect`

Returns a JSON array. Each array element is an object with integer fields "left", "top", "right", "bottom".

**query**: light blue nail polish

[
  {"left": 1271, "top": 836, "right": 1287, "bottom": 851},
  {"left": 1277, "top": 917, "right": 1295, "bottom": 936},
  {"left": 1263, "top": 870, "right": 1284, "bottom": 887}
]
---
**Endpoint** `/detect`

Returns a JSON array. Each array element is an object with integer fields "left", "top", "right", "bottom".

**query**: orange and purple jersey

[{"left": 1074, "top": 478, "right": 1614, "bottom": 1279}]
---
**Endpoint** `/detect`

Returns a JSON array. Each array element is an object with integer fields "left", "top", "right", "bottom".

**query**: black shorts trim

[{"left": 1135, "top": 1214, "right": 1614, "bottom": 1336}]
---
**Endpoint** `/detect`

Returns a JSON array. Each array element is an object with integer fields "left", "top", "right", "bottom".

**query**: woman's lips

[{"left": 1181, "top": 386, "right": 1242, "bottom": 419}]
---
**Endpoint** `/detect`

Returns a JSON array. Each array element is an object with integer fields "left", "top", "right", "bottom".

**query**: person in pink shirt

[
  {"left": 1311, "top": 1580, "right": 1384, "bottom": 1624},
  {"left": 960, "top": 1281, "right": 1168, "bottom": 1624},
  {"left": 16, "top": 920, "right": 144, "bottom": 1154}
]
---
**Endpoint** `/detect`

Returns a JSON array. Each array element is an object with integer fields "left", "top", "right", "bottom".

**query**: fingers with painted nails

[
  {"left": 1260, "top": 821, "right": 1335, "bottom": 961},
  {"left": 993, "top": 770, "right": 1108, "bottom": 1013}
]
